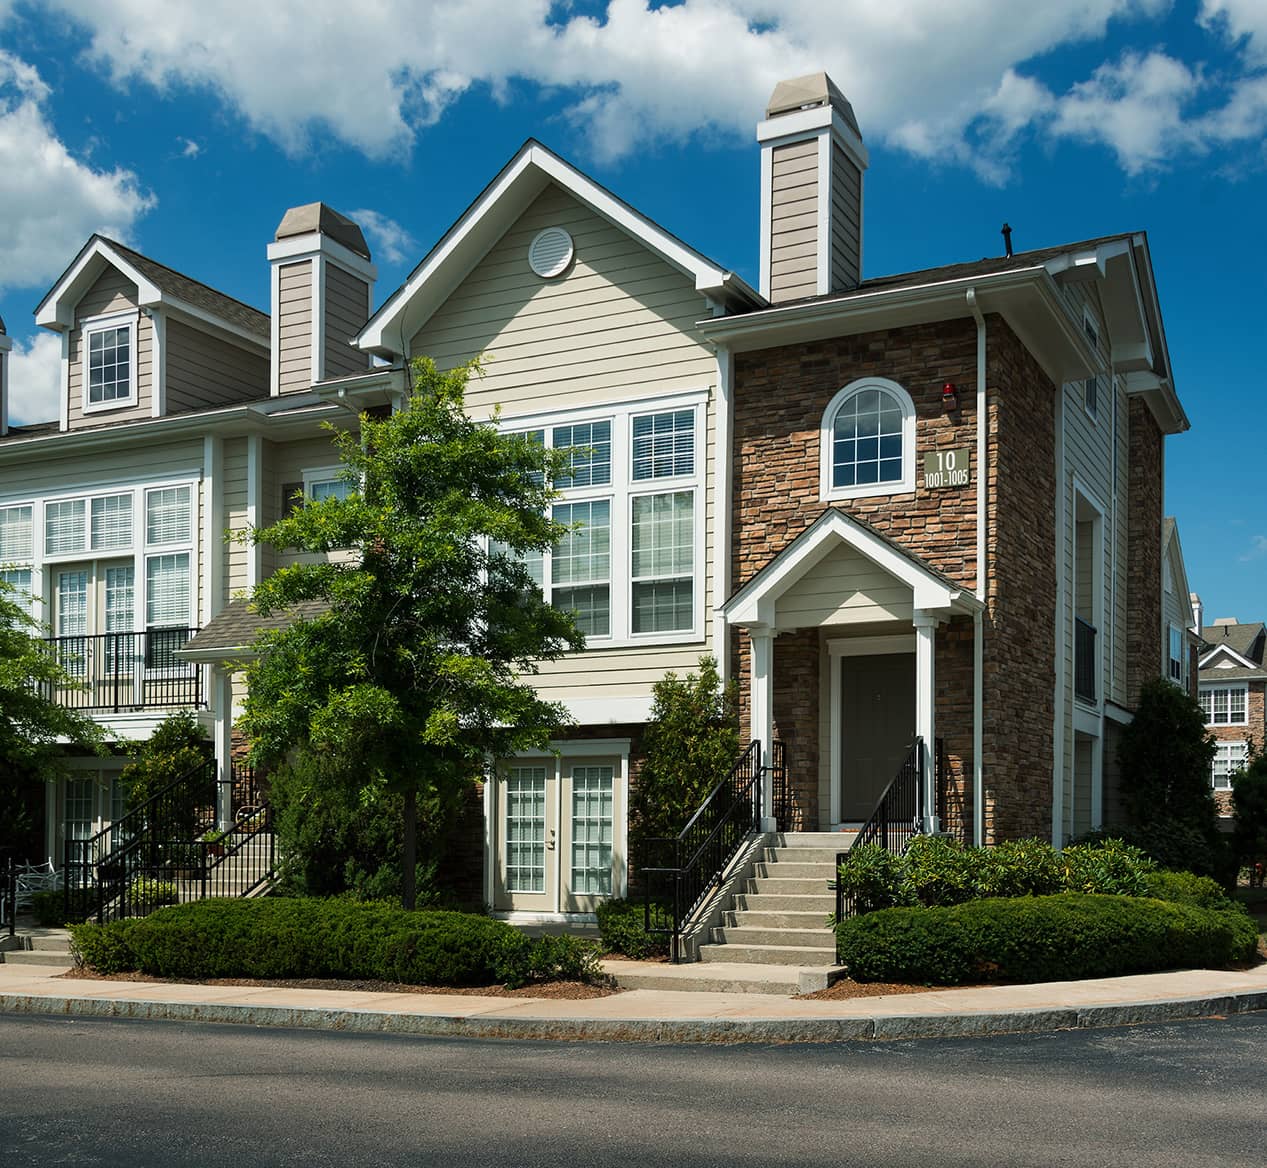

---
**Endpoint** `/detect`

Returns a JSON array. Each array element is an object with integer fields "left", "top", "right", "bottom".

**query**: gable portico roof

[
  {"left": 723, "top": 506, "right": 982, "bottom": 628},
  {"left": 356, "top": 139, "right": 763, "bottom": 358}
]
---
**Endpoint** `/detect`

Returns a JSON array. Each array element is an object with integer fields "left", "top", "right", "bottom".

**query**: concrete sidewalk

[{"left": 3, "top": 959, "right": 1266, "bottom": 1043}]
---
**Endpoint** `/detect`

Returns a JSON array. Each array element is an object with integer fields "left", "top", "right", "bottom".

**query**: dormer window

[
  {"left": 82, "top": 313, "right": 137, "bottom": 413},
  {"left": 820, "top": 377, "right": 916, "bottom": 501}
]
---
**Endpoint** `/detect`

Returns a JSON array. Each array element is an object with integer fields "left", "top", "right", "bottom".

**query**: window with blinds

[
  {"left": 91, "top": 494, "right": 133, "bottom": 551},
  {"left": 0, "top": 505, "right": 33, "bottom": 560},
  {"left": 631, "top": 491, "right": 694, "bottom": 634},
  {"left": 45, "top": 499, "right": 86, "bottom": 555},
  {"left": 146, "top": 486, "right": 192, "bottom": 545},
  {"left": 552, "top": 499, "right": 610, "bottom": 637}
]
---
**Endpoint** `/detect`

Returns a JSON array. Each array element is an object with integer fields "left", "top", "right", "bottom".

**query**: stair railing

[
  {"left": 640, "top": 740, "right": 765, "bottom": 962},
  {"left": 834, "top": 737, "right": 924, "bottom": 927}
]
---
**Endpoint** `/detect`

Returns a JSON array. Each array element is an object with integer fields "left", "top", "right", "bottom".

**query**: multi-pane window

[
  {"left": 1201, "top": 685, "right": 1247, "bottom": 726},
  {"left": 832, "top": 387, "right": 904, "bottom": 489},
  {"left": 0, "top": 568, "right": 33, "bottom": 619},
  {"left": 505, "top": 767, "right": 547, "bottom": 893},
  {"left": 91, "top": 494, "right": 133, "bottom": 551},
  {"left": 45, "top": 499, "right": 86, "bottom": 555},
  {"left": 64, "top": 778, "right": 96, "bottom": 842},
  {"left": 554, "top": 420, "right": 611, "bottom": 488},
  {"left": 55, "top": 569, "right": 89, "bottom": 678},
  {"left": 104, "top": 565, "right": 135, "bottom": 670},
  {"left": 146, "top": 486, "right": 192, "bottom": 545},
  {"left": 309, "top": 478, "right": 351, "bottom": 502},
  {"left": 86, "top": 323, "right": 133, "bottom": 407},
  {"left": 1168, "top": 625, "right": 1185, "bottom": 684},
  {"left": 552, "top": 500, "right": 610, "bottom": 637},
  {"left": 1212, "top": 742, "right": 1249, "bottom": 791},
  {"left": 570, "top": 766, "right": 614, "bottom": 895},
  {"left": 0, "top": 505, "right": 33, "bottom": 560},
  {"left": 631, "top": 491, "right": 693, "bottom": 634},
  {"left": 632, "top": 410, "right": 693, "bottom": 480}
]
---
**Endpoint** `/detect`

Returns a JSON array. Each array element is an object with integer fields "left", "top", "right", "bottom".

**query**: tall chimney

[
  {"left": 757, "top": 72, "right": 868, "bottom": 304},
  {"left": 267, "top": 204, "right": 376, "bottom": 395},
  {"left": 1190, "top": 592, "right": 1202, "bottom": 638},
  {"left": 0, "top": 314, "right": 10, "bottom": 437}
]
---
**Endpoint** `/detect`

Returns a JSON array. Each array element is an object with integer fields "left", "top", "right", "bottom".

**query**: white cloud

[
  {"left": 348, "top": 209, "right": 417, "bottom": 266},
  {"left": 37, "top": 0, "right": 1267, "bottom": 178},
  {"left": 6, "top": 331, "right": 61, "bottom": 425},
  {"left": 178, "top": 136, "right": 201, "bottom": 158},
  {"left": 0, "top": 50, "right": 154, "bottom": 291}
]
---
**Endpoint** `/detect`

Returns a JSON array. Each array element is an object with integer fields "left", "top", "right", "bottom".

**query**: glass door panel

[
  {"left": 562, "top": 762, "right": 619, "bottom": 912},
  {"left": 55, "top": 569, "right": 90, "bottom": 680},
  {"left": 494, "top": 765, "right": 556, "bottom": 912}
]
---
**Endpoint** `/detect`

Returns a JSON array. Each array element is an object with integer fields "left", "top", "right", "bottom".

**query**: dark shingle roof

[
  {"left": 1200, "top": 622, "right": 1266, "bottom": 665},
  {"left": 101, "top": 237, "right": 270, "bottom": 341},
  {"left": 181, "top": 598, "right": 330, "bottom": 658}
]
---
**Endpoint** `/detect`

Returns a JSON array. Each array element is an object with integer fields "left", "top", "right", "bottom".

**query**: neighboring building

[
  {"left": 1196, "top": 611, "right": 1266, "bottom": 815},
  {"left": 0, "top": 72, "right": 1190, "bottom": 927}
]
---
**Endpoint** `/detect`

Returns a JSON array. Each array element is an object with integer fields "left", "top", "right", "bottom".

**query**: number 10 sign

[{"left": 923, "top": 447, "right": 971, "bottom": 489}]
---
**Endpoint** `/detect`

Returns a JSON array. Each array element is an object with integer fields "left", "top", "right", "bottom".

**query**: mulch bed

[
  {"left": 796, "top": 978, "right": 952, "bottom": 1001},
  {"left": 57, "top": 969, "right": 622, "bottom": 999}
]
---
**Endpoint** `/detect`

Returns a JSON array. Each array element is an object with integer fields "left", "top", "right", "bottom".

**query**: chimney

[
  {"left": 1190, "top": 592, "right": 1202, "bottom": 639},
  {"left": 0, "top": 314, "right": 10, "bottom": 437},
  {"left": 757, "top": 72, "right": 869, "bottom": 304},
  {"left": 267, "top": 204, "right": 377, "bottom": 395}
]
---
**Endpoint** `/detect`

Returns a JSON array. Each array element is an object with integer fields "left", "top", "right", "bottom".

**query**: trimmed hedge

[
  {"left": 595, "top": 898, "right": 669, "bottom": 959},
  {"left": 836, "top": 893, "right": 1260, "bottom": 985},
  {"left": 69, "top": 898, "right": 602, "bottom": 988}
]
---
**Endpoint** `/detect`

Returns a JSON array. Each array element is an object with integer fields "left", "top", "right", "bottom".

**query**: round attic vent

[{"left": 528, "top": 227, "right": 574, "bottom": 278}]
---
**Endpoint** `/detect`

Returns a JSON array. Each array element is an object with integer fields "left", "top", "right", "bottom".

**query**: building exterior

[
  {"left": 0, "top": 73, "right": 1191, "bottom": 926},
  {"left": 1196, "top": 610, "right": 1266, "bottom": 815}
]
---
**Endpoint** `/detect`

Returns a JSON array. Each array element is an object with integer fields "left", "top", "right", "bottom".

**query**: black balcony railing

[
  {"left": 42, "top": 629, "right": 203, "bottom": 712},
  {"left": 1074, "top": 617, "right": 1097, "bottom": 704}
]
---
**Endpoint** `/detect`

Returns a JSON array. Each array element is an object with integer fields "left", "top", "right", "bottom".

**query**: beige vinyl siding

[
  {"left": 278, "top": 261, "right": 313, "bottom": 394},
  {"left": 829, "top": 142, "right": 861, "bottom": 291},
  {"left": 67, "top": 268, "right": 153, "bottom": 429},
  {"left": 267, "top": 434, "right": 348, "bottom": 571},
  {"left": 4, "top": 437, "right": 202, "bottom": 500},
  {"left": 222, "top": 438, "right": 249, "bottom": 593},
  {"left": 410, "top": 183, "right": 718, "bottom": 707},
  {"left": 324, "top": 264, "right": 370, "bottom": 379},
  {"left": 166, "top": 319, "right": 268, "bottom": 413},
  {"left": 769, "top": 139, "right": 819, "bottom": 303},
  {"left": 776, "top": 544, "right": 912, "bottom": 628}
]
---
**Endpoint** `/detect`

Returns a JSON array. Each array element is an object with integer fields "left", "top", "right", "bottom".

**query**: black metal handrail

[
  {"left": 641, "top": 740, "right": 764, "bottom": 962},
  {"left": 834, "top": 737, "right": 924, "bottom": 926},
  {"left": 1074, "top": 617, "right": 1097, "bottom": 704},
  {"left": 770, "top": 738, "right": 792, "bottom": 831},
  {"left": 42, "top": 629, "right": 203, "bottom": 713},
  {"left": 1, "top": 860, "right": 15, "bottom": 937},
  {"left": 935, "top": 737, "right": 971, "bottom": 846}
]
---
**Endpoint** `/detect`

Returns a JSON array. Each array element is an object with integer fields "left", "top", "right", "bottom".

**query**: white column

[
  {"left": 214, "top": 668, "right": 234, "bottom": 830},
  {"left": 749, "top": 626, "right": 776, "bottom": 830},
  {"left": 914, "top": 613, "right": 940, "bottom": 834}
]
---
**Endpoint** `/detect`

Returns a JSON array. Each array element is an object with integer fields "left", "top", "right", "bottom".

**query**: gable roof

[
  {"left": 1162, "top": 517, "right": 1191, "bottom": 606},
  {"left": 724, "top": 506, "right": 980, "bottom": 627},
  {"left": 357, "top": 139, "right": 762, "bottom": 357},
  {"left": 180, "top": 598, "right": 330, "bottom": 662},
  {"left": 1199, "top": 622, "right": 1266, "bottom": 673},
  {"left": 35, "top": 235, "right": 269, "bottom": 346}
]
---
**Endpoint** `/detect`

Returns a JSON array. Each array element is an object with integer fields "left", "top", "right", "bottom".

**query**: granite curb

[{"left": 3, "top": 987, "right": 1265, "bottom": 1044}]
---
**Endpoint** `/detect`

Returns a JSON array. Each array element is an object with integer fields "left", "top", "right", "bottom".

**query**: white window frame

[
  {"left": 1167, "top": 623, "right": 1186, "bottom": 687},
  {"left": 1212, "top": 741, "right": 1248, "bottom": 791},
  {"left": 302, "top": 465, "right": 355, "bottom": 501},
  {"left": 81, "top": 310, "right": 139, "bottom": 415},
  {"left": 1201, "top": 682, "right": 1248, "bottom": 727},
  {"left": 498, "top": 390, "right": 707, "bottom": 648},
  {"left": 819, "top": 376, "right": 916, "bottom": 502}
]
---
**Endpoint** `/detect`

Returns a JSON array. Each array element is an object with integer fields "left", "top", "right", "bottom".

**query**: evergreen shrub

[{"left": 595, "top": 898, "right": 669, "bottom": 959}]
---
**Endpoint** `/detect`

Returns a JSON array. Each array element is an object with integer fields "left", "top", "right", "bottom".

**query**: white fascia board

[
  {"left": 1199, "top": 644, "right": 1258, "bottom": 670},
  {"left": 357, "top": 140, "right": 758, "bottom": 355},
  {"left": 724, "top": 509, "right": 975, "bottom": 625},
  {"left": 267, "top": 233, "right": 378, "bottom": 283},
  {"left": 35, "top": 240, "right": 162, "bottom": 330},
  {"left": 756, "top": 106, "right": 869, "bottom": 169}
]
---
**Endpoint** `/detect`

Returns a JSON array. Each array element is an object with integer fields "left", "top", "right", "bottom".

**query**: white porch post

[
  {"left": 214, "top": 668, "right": 234, "bottom": 830},
  {"left": 748, "top": 626, "right": 776, "bottom": 830},
  {"left": 914, "top": 613, "right": 940, "bottom": 834}
]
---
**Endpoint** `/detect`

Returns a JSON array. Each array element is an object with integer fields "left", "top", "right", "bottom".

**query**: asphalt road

[{"left": 2, "top": 1012, "right": 1263, "bottom": 1167}]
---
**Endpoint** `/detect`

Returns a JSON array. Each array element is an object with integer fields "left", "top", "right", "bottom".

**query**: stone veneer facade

[
  {"left": 730, "top": 315, "right": 1058, "bottom": 843},
  {"left": 1126, "top": 398, "right": 1164, "bottom": 706},
  {"left": 1208, "top": 681, "right": 1266, "bottom": 817}
]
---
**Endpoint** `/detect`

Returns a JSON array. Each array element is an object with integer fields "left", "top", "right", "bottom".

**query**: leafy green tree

[
  {"left": 120, "top": 711, "right": 213, "bottom": 831},
  {"left": 239, "top": 357, "right": 583, "bottom": 908},
  {"left": 629, "top": 655, "right": 740, "bottom": 849},
  {"left": 1232, "top": 746, "right": 1267, "bottom": 882},
  {"left": 0, "top": 580, "right": 106, "bottom": 849}
]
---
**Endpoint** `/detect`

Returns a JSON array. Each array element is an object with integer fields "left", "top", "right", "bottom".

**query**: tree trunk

[{"left": 403, "top": 787, "right": 417, "bottom": 911}]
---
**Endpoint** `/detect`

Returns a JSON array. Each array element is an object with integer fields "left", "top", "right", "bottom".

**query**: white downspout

[
  {"left": 967, "top": 289, "right": 987, "bottom": 847},
  {"left": 713, "top": 344, "right": 734, "bottom": 686}
]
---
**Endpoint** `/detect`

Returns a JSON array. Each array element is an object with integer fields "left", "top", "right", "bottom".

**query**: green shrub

[
  {"left": 905, "top": 835, "right": 977, "bottom": 907},
  {"left": 1142, "top": 869, "right": 1236, "bottom": 910},
  {"left": 122, "top": 711, "right": 213, "bottom": 817},
  {"left": 595, "top": 898, "right": 669, "bottom": 959},
  {"left": 834, "top": 844, "right": 915, "bottom": 914},
  {"left": 836, "top": 894, "right": 1259, "bottom": 985},
  {"left": 30, "top": 889, "right": 78, "bottom": 927},
  {"left": 68, "top": 898, "right": 600, "bottom": 988},
  {"left": 977, "top": 838, "right": 1064, "bottom": 899},
  {"left": 70, "top": 919, "right": 139, "bottom": 974},
  {"left": 1061, "top": 838, "right": 1155, "bottom": 896},
  {"left": 128, "top": 877, "right": 179, "bottom": 907}
]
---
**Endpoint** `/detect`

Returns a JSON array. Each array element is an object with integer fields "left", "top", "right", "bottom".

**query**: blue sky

[{"left": 0, "top": 0, "right": 1264, "bottom": 623}]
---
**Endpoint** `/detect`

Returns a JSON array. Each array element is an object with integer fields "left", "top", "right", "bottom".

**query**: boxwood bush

[
  {"left": 836, "top": 893, "right": 1259, "bottom": 985},
  {"left": 69, "top": 898, "right": 601, "bottom": 988},
  {"left": 595, "top": 898, "right": 669, "bottom": 959}
]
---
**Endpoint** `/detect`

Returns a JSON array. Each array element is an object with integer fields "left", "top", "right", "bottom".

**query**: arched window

[{"left": 819, "top": 377, "right": 916, "bottom": 500}]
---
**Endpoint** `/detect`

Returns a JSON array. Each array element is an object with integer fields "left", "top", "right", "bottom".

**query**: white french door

[{"left": 493, "top": 753, "right": 623, "bottom": 914}]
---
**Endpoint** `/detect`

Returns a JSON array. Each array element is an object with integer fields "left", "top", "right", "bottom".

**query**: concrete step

[
  {"left": 698, "top": 942, "right": 837, "bottom": 967},
  {"left": 607, "top": 962, "right": 804, "bottom": 995},
  {"left": 712, "top": 926, "right": 835, "bottom": 949},
  {"left": 774, "top": 832, "right": 858, "bottom": 849},
  {"left": 725, "top": 909, "right": 832, "bottom": 930},
  {"left": 732, "top": 892, "right": 836, "bottom": 913},
  {"left": 752, "top": 861, "right": 834, "bottom": 879},
  {"left": 29, "top": 933, "right": 73, "bottom": 951},
  {"left": 762, "top": 847, "right": 844, "bottom": 865},
  {"left": 3, "top": 949, "right": 73, "bottom": 967},
  {"left": 748, "top": 876, "right": 836, "bottom": 896}
]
